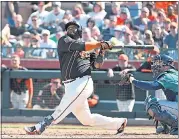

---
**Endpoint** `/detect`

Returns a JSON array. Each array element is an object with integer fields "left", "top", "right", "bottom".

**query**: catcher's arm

[
  {"left": 128, "top": 74, "right": 163, "bottom": 90},
  {"left": 131, "top": 79, "right": 163, "bottom": 90}
]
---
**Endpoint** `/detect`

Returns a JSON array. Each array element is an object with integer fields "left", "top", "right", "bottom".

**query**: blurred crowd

[{"left": 1, "top": 1, "right": 178, "bottom": 60}]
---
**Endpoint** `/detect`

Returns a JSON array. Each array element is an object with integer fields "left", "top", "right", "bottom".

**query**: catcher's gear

[
  {"left": 144, "top": 96, "right": 178, "bottom": 135},
  {"left": 65, "top": 21, "right": 82, "bottom": 40},
  {"left": 119, "top": 72, "right": 133, "bottom": 85},
  {"left": 100, "top": 41, "right": 113, "bottom": 50},
  {"left": 156, "top": 122, "right": 170, "bottom": 134},
  {"left": 88, "top": 94, "right": 99, "bottom": 108},
  {"left": 151, "top": 54, "right": 174, "bottom": 78}
]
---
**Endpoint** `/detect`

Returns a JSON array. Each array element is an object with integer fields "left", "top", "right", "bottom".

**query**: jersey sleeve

[
  {"left": 132, "top": 80, "right": 163, "bottom": 90},
  {"left": 58, "top": 36, "right": 85, "bottom": 52}
]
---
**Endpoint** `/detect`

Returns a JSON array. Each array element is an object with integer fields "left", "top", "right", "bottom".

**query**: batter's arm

[{"left": 59, "top": 36, "right": 101, "bottom": 52}]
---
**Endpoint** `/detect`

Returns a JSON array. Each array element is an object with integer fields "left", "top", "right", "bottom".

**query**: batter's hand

[{"left": 100, "top": 41, "right": 113, "bottom": 50}]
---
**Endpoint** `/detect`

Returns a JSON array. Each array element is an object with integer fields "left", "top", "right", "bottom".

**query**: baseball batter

[
  {"left": 128, "top": 54, "right": 178, "bottom": 135},
  {"left": 24, "top": 21, "right": 127, "bottom": 135}
]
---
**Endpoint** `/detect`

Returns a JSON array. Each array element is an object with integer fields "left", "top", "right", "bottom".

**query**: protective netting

[{"left": 8, "top": 78, "right": 160, "bottom": 111}]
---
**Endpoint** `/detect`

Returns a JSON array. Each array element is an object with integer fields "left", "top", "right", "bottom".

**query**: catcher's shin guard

[
  {"left": 155, "top": 110, "right": 178, "bottom": 135},
  {"left": 170, "top": 127, "right": 178, "bottom": 135},
  {"left": 144, "top": 96, "right": 178, "bottom": 135},
  {"left": 156, "top": 122, "right": 170, "bottom": 134}
]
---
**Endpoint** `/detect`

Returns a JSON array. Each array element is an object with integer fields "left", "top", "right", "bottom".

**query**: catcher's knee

[{"left": 144, "top": 96, "right": 161, "bottom": 118}]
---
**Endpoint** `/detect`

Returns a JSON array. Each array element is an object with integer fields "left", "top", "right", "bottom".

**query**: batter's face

[{"left": 67, "top": 25, "right": 78, "bottom": 36}]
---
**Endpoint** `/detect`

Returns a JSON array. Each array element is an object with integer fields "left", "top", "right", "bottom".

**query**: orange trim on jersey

[
  {"left": 141, "top": 69, "right": 152, "bottom": 73},
  {"left": 85, "top": 42, "right": 101, "bottom": 51}
]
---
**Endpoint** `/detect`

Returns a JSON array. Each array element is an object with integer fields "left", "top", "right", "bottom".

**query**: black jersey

[{"left": 57, "top": 36, "right": 91, "bottom": 81}]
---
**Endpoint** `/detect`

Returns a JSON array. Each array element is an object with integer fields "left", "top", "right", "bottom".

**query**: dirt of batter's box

[{"left": 1, "top": 123, "right": 178, "bottom": 138}]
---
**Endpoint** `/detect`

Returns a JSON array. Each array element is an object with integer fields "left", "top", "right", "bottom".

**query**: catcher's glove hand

[
  {"left": 100, "top": 41, "right": 113, "bottom": 50},
  {"left": 119, "top": 72, "right": 134, "bottom": 85}
]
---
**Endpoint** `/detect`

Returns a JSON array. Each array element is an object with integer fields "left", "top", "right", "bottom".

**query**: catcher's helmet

[
  {"left": 151, "top": 54, "right": 174, "bottom": 77},
  {"left": 65, "top": 21, "right": 82, "bottom": 40}
]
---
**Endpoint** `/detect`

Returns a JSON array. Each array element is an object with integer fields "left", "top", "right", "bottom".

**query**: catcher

[
  {"left": 120, "top": 54, "right": 178, "bottom": 135},
  {"left": 24, "top": 21, "right": 127, "bottom": 135}
]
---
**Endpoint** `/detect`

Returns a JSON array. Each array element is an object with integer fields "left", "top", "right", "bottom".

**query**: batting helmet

[{"left": 65, "top": 21, "right": 82, "bottom": 40}]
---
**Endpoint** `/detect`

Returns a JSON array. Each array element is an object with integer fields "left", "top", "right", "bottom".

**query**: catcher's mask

[
  {"left": 65, "top": 21, "right": 82, "bottom": 40},
  {"left": 151, "top": 54, "right": 174, "bottom": 78}
]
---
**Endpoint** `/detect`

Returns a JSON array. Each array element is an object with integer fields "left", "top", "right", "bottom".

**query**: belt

[
  {"left": 12, "top": 90, "right": 26, "bottom": 95},
  {"left": 62, "top": 75, "right": 90, "bottom": 84},
  {"left": 62, "top": 79, "right": 76, "bottom": 84}
]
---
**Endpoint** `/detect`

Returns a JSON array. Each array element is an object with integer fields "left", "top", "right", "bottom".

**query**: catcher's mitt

[{"left": 119, "top": 72, "right": 133, "bottom": 85}]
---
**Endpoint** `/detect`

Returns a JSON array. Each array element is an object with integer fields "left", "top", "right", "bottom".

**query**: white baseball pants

[{"left": 50, "top": 75, "right": 127, "bottom": 130}]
